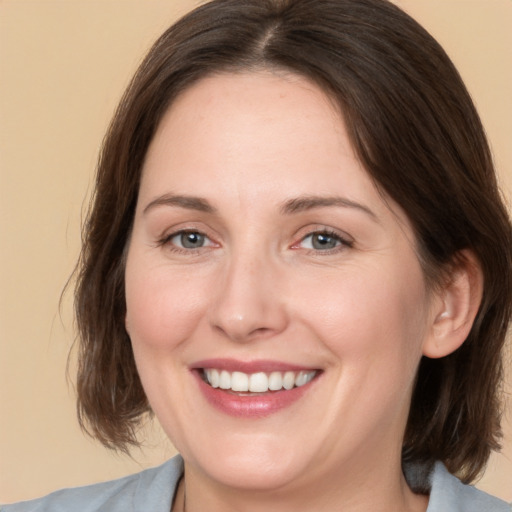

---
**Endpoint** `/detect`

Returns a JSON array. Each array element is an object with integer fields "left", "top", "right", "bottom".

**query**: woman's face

[{"left": 125, "top": 72, "right": 438, "bottom": 492}]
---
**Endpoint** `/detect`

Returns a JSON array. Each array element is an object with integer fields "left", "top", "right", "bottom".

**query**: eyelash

[
  {"left": 156, "top": 228, "right": 353, "bottom": 255},
  {"left": 294, "top": 229, "right": 353, "bottom": 254},
  {"left": 156, "top": 229, "right": 216, "bottom": 253}
]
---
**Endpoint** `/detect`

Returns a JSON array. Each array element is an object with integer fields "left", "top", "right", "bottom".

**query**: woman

[{"left": 3, "top": 0, "right": 511, "bottom": 510}]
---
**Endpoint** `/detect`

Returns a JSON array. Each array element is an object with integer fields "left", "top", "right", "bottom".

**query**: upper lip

[{"left": 191, "top": 358, "right": 319, "bottom": 373}]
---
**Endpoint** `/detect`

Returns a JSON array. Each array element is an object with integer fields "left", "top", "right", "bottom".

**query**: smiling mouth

[{"left": 201, "top": 369, "right": 318, "bottom": 393}]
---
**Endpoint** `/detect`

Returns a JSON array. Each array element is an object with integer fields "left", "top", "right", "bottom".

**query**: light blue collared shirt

[{"left": 2, "top": 456, "right": 510, "bottom": 511}]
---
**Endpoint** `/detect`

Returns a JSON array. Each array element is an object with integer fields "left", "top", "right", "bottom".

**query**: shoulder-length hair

[{"left": 75, "top": 0, "right": 512, "bottom": 483}]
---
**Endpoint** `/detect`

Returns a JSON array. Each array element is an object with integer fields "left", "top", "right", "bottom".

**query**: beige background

[{"left": 1, "top": 0, "right": 511, "bottom": 504}]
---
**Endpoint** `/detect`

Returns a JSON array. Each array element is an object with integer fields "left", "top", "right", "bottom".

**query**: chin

[
  {"left": 204, "top": 461, "right": 302, "bottom": 491},
  {"left": 183, "top": 439, "right": 310, "bottom": 491}
]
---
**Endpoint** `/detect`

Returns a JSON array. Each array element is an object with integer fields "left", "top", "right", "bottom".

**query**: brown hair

[{"left": 75, "top": 0, "right": 512, "bottom": 483}]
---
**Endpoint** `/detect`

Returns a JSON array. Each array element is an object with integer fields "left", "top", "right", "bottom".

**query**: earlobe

[{"left": 422, "top": 250, "right": 483, "bottom": 359}]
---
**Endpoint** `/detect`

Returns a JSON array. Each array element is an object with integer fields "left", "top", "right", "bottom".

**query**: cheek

[
  {"left": 124, "top": 259, "right": 210, "bottom": 350},
  {"left": 297, "top": 262, "right": 430, "bottom": 362}
]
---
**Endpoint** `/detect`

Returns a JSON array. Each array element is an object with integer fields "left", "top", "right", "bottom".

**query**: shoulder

[
  {"left": 427, "top": 462, "right": 511, "bottom": 512},
  {"left": 1, "top": 456, "right": 184, "bottom": 512}
]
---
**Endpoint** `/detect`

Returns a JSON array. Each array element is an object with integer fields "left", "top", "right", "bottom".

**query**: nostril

[{"left": 213, "top": 323, "right": 276, "bottom": 342}]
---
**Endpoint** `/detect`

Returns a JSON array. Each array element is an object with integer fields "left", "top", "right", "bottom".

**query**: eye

[
  {"left": 165, "top": 230, "right": 215, "bottom": 250},
  {"left": 298, "top": 230, "right": 351, "bottom": 251}
]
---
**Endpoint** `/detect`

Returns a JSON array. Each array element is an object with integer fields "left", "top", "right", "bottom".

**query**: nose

[{"left": 208, "top": 249, "right": 289, "bottom": 343}]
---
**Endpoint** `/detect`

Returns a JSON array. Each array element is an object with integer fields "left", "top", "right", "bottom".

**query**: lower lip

[{"left": 193, "top": 371, "right": 318, "bottom": 418}]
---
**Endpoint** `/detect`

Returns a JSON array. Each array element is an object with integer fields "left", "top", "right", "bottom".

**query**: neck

[{"left": 173, "top": 457, "right": 428, "bottom": 512}]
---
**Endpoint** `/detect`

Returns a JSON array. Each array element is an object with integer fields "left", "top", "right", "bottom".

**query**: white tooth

[
  {"left": 295, "top": 371, "right": 308, "bottom": 387},
  {"left": 283, "top": 371, "right": 295, "bottom": 390},
  {"left": 231, "top": 371, "right": 249, "bottom": 392},
  {"left": 295, "top": 370, "right": 316, "bottom": 387},
  {"left": 305, "top": 371, "right": 316, "bottom": 384},
  {"left": 209, "top": 369, "right": 220, "bottom": 388},
  {"left": 219, "top": 370, "right": 231, "bottom": 390},
  {"left": 249, "top": 372, "right": 269, "bottom": 392},
  {"left": 268, "top": 371, "right": 283, "bottom": 391}
]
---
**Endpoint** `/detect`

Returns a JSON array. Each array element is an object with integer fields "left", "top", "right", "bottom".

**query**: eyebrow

[
  {"left": 280, "top": 195, "right": 377, "bottom": 220},
  {"left": 143, "top": 193, "right": 216, "bottom": 215},
  {"left": 142, "top": 192, "right": 377, "bottom": 220}
]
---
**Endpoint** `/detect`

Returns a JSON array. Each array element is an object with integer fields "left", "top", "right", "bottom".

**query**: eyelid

[
  {"left": 291, "top": 226, "right": 354, "bottom": 252},
  {"left": 154, "top": 223, "right": 353, "bottom": 254},
  {"left": 156, "top": 226, "right": 220, "bottom": 252}
]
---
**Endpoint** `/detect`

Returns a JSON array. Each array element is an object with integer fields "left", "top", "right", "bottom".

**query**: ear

[{"left": 422, "top": 250, "right": 483, "bottom": 359}]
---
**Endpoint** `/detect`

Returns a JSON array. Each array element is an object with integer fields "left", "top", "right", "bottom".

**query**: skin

[{"left": 124, "top": 71, "right": 478, "bottom": 512}]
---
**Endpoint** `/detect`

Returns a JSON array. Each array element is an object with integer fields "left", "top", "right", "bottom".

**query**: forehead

[
  {"left": 139, "top": 71, "right": 411, "bottom": 232},
  {"left": 148, "top": 71, "right": 345, "bottom": 160},
  {"left": 142, "top": 72, "right": 366, "bottom": 196}
]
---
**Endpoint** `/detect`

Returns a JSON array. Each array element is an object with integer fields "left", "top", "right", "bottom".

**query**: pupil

[
  {"left": 313, "top": 233, "right": 336, "bottom": 250},
  {"left": 182, "top": 232, "right": 204, "bottom": 248}
]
